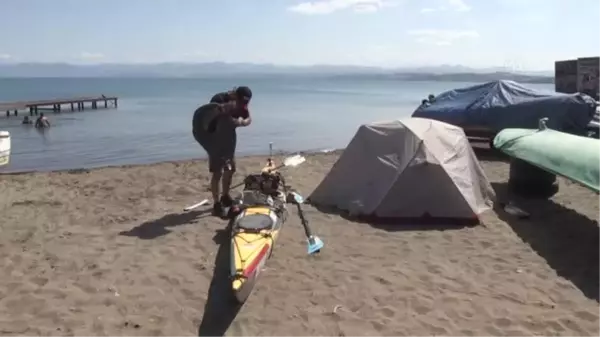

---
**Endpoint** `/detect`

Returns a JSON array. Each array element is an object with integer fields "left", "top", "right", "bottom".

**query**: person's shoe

[
  {"left": 220, "top": 194, "right": 233, "bottom": 207},
  {"left": 219, "top": 194, "right": 234, "bottom": 219},
  {"left": 212, "top": 201, "right": 222, "bottom": 217}
]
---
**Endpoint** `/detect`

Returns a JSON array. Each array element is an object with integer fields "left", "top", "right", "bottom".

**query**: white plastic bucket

[{"left": 0, "top": 131, "right": 11, "bottom": 167}]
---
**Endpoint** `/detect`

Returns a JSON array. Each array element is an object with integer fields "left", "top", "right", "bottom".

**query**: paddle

[
  {"left": 183, "top": 154, "right": 306, "bottom": 212},
  {"left": 287, "top": 190, "right": 324, "bottom": 255},
  {"left": 265, "top": 153, "right": 306, "bottom": 173},
  {"left": 258, "top": 151, "right": 323, "bottom": 254}
]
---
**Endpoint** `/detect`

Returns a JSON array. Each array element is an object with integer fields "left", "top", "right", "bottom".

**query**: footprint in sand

[
  {"left": 484, "top": 325, "right": 504, "bottom": 335},
  {"left": 29, "top": 276, "right": 49, "bottom": 287},
  {"left": 493, "top": 317, "right": 512, "bottom": 328},
  {"left": 370, "top": 320, "right": 387, "bottom": 333},
  {"left": 373, "top": 276, "right": 392, "bottom": 286},
  {"left": 574, "top": 310, "right": 599, "bottom": 322},
  {"left": 348, "top": 274, "right": 361, "bottom": 282},
  {"left": 380, "top": 306, "right": 395, "bottom": 318},
  {"left": 425, "top": 263, "right": 444, "bottom": 275}
]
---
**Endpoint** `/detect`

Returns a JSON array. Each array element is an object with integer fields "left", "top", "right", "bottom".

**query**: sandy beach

[{"left": 0, "top": 150, "right": 598, "bottom": 336}]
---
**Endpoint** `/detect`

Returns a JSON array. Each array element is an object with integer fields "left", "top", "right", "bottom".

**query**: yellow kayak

[
  {"left": 229, "top": 162, "right": 288, "bottom": 303},
  {"left": 226, "top": 153, "right": 321, "bottom": 303},
  {"left": 230, "top": 203, "right": 286, "bottom": 303}
]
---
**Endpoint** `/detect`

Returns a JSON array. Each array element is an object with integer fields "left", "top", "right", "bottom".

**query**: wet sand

[{"left": 0, "top": 150, "right": 598, "bottom": 336}]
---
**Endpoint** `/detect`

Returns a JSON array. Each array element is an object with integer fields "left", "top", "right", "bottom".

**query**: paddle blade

[
  {"left": 287, "top": 191, "right": 305, "bottom": 204},
  {"left": 307, "top": 235, "right": 324, "bottom": 255},
  {"left": 283, "top": 154, "right": 306, "bottom": 168}
]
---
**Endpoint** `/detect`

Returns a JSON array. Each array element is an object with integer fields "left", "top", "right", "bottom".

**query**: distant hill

[
  {"left": 0, "top": 62, "right": 554, "bottom": 83},
  {"left": 391, "top": 72, "right": 553, "bottom": 84}
]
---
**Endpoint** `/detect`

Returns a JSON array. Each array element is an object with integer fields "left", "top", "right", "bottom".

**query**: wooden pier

[{"left": 0, "top": 96, "right": 118, "bottom": 117}]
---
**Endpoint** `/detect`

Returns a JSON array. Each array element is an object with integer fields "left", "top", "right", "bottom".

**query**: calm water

[{"left": 0, "top": 77, "right": 554, "bottom": 173}]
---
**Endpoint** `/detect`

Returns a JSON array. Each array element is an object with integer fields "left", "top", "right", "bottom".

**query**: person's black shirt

[{"left": 193, "top": 101, "right": 250, "bottom": 134}]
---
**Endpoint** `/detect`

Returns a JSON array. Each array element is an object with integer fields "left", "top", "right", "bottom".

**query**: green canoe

[{"left": 493, "top": 127, "right": 600, "bottom": 193}]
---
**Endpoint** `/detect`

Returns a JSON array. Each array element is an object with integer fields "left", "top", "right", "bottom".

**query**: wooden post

[
  {"left": 5, "top": 110, "right": 8, "bottom": 117},
  {"left": 29, "top": 107, "right": 33, "bottom": 116},
  {"left": 71, "top": 102, "right": 74, "bottom": 111},
  {"left": 114, "top": 98, "right": 118, "bottom": 108},
  {"left": 104, "top": 100, "right": 108, "bottom": 108},
  {"left": 13, "top": 110, "right": 17, "bottom": 116},
  {"left": 92, "top": 101, "right": 97, "bottom": 109}
]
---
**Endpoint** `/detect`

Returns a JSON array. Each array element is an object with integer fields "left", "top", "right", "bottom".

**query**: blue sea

[{"left": 0, "top": 77, "right": 554, "bottom": 173}]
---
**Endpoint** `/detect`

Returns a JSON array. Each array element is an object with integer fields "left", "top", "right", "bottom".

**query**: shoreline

[
  {"left": 0, "top": 139, "right": 497, "bottom": 176},
  {"left": 0, "top": 147, "right": 345, "bottom": 176},
  {"left": 0, "top": 137, "right": 495, "bottom": 176}
]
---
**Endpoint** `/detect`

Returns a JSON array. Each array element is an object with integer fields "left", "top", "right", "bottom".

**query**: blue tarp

[{"left": 412, "top": 80, "right": 598, "bottom": 136}]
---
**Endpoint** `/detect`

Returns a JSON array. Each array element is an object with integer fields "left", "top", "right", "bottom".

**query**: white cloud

[
  {"left": 448, "top": 0, "right": 471, "bottom": 11},
  {"left": 0, "top": 53, "right": 11, "bottom": 60},
  {"left": 181, "top": 51, "right": 208, "bottom": 58},
  {"left": 288, "top": 0, "right": 396, "bottom": 15},
  {"left": 407, "top": 29, "right": 479, "bottom": 46},
  {"left": 420, "top": 0, "right": 471, "bottom": 13},
  {"left": 79, "top": 52, "right": 105, "bottom": 60}
]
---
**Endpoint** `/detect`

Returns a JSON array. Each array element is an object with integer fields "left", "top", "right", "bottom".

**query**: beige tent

[{"left": 308, "top": 118, "right": 496, "bottom": 221}]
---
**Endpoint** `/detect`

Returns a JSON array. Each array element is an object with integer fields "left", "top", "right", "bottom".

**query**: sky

[{"left": 0, "top": 0, "right": 599, "bottom": 71}]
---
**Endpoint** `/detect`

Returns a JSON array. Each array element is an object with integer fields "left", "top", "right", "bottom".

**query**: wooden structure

[
  {"left": 555, "top": 57, "right": 599, "bottom": 100},
  {"left": 0, "top": 96, "right": 118, "bottom": 117}
]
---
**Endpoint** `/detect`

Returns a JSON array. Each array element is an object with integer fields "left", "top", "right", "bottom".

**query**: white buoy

[{"left": 0, "top": 131, "right": 11, "bottom": 167}]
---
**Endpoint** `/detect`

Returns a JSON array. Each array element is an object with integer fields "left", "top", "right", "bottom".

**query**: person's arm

[
  {"left": 240, "top": 115, "right": 252, "bottom": 127},
  {"left": 235, "top": 109, "right": 252, "bottom": 127}
]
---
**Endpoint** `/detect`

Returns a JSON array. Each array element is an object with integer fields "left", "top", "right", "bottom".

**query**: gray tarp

[
  {"left": 412, "top": 80, "right": 598, "bottom": 136},
  {"left": 308, "top": 118, "right": 496, "bottom": 219}
]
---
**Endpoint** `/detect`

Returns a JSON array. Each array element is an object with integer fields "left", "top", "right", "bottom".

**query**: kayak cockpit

[
  {"left": 235, "top": 213, "right": 276, "bottom": 231},
  {"left": 229, "top": 189, "right": 288, "bottom": 232}
]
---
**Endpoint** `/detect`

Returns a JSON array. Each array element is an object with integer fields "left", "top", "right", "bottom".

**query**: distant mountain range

[{"left": 0, "top": 62, "right": 554, "bottom": 83}]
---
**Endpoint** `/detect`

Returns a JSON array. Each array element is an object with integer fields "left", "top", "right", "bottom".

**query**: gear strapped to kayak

[
  {"left": 224, "top": 146, "right": 323, "bottom": 304},
  {"left": 182, "top": 154, "right": 307, "bottom": 212}
]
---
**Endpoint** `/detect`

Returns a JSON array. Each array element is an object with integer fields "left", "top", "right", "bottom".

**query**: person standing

[
  {"left": 193, "top": 86, "right": 253, "bottom": 216},
  {"left": 35, "top": 113, "right": 51, "bottom": 128}
]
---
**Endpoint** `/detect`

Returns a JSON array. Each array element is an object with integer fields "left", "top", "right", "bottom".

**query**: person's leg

[
  {"left": 219, "top": 158, "right": 235, "bottom": 209},
  {"left": 211, "top": 172, "right": 222, "bottom": 203},
  {"left": 221, "top": 157, "right": 236, "bottom": 199},
  {"left": 209, "top": 155, "right": 224, "bottom": 215}
]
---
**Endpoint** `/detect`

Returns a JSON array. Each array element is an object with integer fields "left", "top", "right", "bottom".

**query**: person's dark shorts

[
  {"left": 208, "top": 153, "right": 236, "bottom": 174},
  {"left": 193, "top": 127, "right": 237, "bottom": 174}
]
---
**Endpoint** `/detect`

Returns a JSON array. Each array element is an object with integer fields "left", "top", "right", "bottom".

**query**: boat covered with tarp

[
  {"left": 412, "top": 80, "right": 599, "bottom": 139},
  {"left": 493, "top": 124, "right": 600, "bottom": 193}
]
